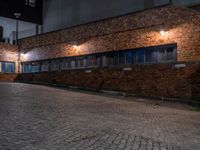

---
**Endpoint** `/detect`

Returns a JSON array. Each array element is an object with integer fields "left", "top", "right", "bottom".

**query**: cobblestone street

[{"left": 0, "top": 82, "right": 199, "bottom": 150}]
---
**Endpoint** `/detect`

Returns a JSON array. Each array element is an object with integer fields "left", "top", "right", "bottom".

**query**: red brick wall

[
  {"left": 0, "top": 74, "right": 18, "bottom": 82},
  {"left": 0, "top": 43, "right": 19, "bottom": 73},
  {"left": 2, "top": 5, "right": 198, "bottom": 101},
  {"left": 17, "top": 62, "right": 200, "bottom": 101},
  {"left": 19, "top": 5, "right": 200, "bottom": 63}
]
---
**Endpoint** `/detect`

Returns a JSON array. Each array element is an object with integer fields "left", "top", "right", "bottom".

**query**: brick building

[{"left": 0, "top": 5, "right": 200, "bottom": 101}]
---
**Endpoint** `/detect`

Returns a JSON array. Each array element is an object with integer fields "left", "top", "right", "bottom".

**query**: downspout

[{"left": 18, "top": 42, "right": 21, "bottom": 74}]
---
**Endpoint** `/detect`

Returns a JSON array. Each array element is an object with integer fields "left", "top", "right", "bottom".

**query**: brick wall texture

[
  {"left": 0, "top": 74, "right": 18, "bottom": 82},
  {"left": 0, "top": 43, "right": 19, "bottom": 73},
  {"left": 19, "top": 5, "right": 200, "bottom": 62},
  {"left": 17, "top": 62, "right": 200, "bottom": 101},
  {"left": 0, "top": 5, "right": 200, "bottom": 101}
]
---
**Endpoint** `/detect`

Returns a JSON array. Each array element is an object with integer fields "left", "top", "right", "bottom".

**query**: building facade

[
  {"left": 42, "top": 0, "right": 200, "bottom": 33},
  {"left": 0, "top": 5, "right": 200, "bottom": 101},
  {"left": 0, "top": 43, "right": 18, "bottom": 81}
]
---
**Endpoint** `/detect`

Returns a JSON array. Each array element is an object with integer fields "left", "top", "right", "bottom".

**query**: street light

[{"left": 14, "top": 12, "right": 21, "bottom": 45}]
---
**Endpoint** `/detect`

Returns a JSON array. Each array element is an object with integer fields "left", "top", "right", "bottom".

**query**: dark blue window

[
  {"left": 106, "top": 54, "right": 112, "bottom": 66},
  {"left": 157, "top": 47, "right": 165, "bottom": 63},
  {"left": 102, "top": 55, "right": 108, "bottom": 67},
  {"left": 51, "top": 60, "right": 60, "bottom": 71},
  {"left": 31, "top": 62, "right": 40, "bottom": 73},
  {"left": 166, "top": 47, "right": 176, "bottom": 62},
  {"left": 76, "top": 57, "right": 84, "bottom": 68},
  {"left": 119, "top": 52, "right": 125, "bottom": 65},
  {"left": 41, "top": 61, "right": 49, "bottom": 72},
  {"left": 2, "top": 62, "right": 15, "bottom": 73},
  {"left": 87, "top": 56, "right": 95, "bottom": 67},
  {"left": 83, "top": 57, "right": 88, "bottom": 68},
  {"left": 125, "top": 51, "right": 132, "bottom": 65},
  {"left": 132, "top": 51, "right": 137, "bottom": 64},
  {"left": 157, "top": 45, "right": 176, "bottom": 63},
  {"left": 145, "top": 48, "right": 155, "bottom": 63},
  {"left": 96, "top": 55, "right": 102, "bottom": 67},
  {"left": 21, "top": 44, "right": 177, "bottom": 73},
  {"left": 23, "top": 63, "right": 31, "bottom": 73},
  {"left": 113, "top": 53, "right": 119, "bottom": 66},
  {"left": 136, "top": 50, "right": 145, "bottom": 64}
]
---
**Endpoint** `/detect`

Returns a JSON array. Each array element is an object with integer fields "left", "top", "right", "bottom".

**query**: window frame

[
  {"left": 21, "top": 43, "right": 177, "bottom": 73},
  {"left": 0, "top": 61, "right": 15, "bottom": 73}
]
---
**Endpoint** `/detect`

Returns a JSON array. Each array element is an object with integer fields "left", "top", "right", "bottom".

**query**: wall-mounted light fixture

[
  {"left": 159, "top": 23, "right": 168, "bottom": 36},
  {"left": 20, "top": 53, "right": 25, "bottom": 56},
  {"left": 70, "top": 41, "right": 79, "bottom": 49},
  {"left": 73, "top": 45, "right": 78, "bottom": 49},
  {"left": 20, "top": 52, "right": 28, "bottom": 58},
  {"left": 160, "top": 30, "right": 165, "bottom": 35},
  {"left": 70, "top": 41, "right": 80, "bottom": 51}
]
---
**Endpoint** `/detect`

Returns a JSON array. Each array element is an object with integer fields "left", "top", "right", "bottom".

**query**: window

[
  {"left": 61, "top": 59, "right": 69, "bottom": 70},
  {"left": 21, "top": 44, "right": 177, "bottom": 73},
  {"left": 87, "top": 56, "right": 95, "bottom": 67},
  {"left": 31, "top": 62, "right": 40, "bottom": 73},
  {"left": 166, "top": 47, "right": 175, "bottom": 62},
  {"left": 77, "top": 57, "right": 84, "bottom": 68},
  {"left": 102, "top": 55, "right": 108, "bottom": 67},
  {"left": 145, "top": 48, "right": 155, "bottom": 63},
  {"left": 107, "top": 54, "right": 114, "bottom": 66},
  {"left": 113, "top": 53, "right": 119, "bottom": 66},
  {"left": 157, "top": 47, "right": 166, "bottom": 63},
  {"left": 119, "top": 52, "right": 125, "bottom": 65},
  {"left": 125, "top": 51, "right": 132, "bottom": 65},
  {"left": 41, "top": 61, "right": 49, "bottom": 72},
  {"left": 96, "top": 55, "right": 102, "bottom": 67},
  {"left": 70, "top": 59, "right": 76, "bottom": 69},
  {"left": 83, "top": 57, "right": 88, "bottom": 68},
  {"left": 132, "top": 52, "right": 137, "bottom": 64},
  {"left": 157, "top": 46, "right": 176, "bottom": 63},
  {"left": 136, "top": 50, "right": 145, "bottom": 64},
  {"left": 87, "top": 55, "right": 102, "bottom": 68},
  {"left": 51, "top": 60, "right": 60, "bottom": 71},
  {"left": 1, "top": 62, "right": 15, "bottom": 73},
  {"left": 22, "top": 63, "right": 31, "bottom": 73}
]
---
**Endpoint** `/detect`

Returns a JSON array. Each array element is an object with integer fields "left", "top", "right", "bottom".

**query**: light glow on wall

[
  {"left": 72, "top": 44, "right": 81, "bottom": 54},
  {"left": 73, "top": 45, "right": 78, "bottom": 49},
  {"left": 160, "top": 30, "right": 169, "bottom": 36},
  {"left": 21, "top": 52, "right": 28, "bottom": 60}
]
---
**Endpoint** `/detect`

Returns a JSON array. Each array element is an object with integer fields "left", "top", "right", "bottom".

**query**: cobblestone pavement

[{"left": 0, "top": 82, "right": 199, "bottom": 150}]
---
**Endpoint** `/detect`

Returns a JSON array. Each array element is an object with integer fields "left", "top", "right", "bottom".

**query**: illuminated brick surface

[
  {"left": 0, "top": 5, "right": 200, "bottom": 100},
  {"left": 18, "top": 5, "right": 200, "bottom": 62},
  {"left": 0, "top": 43, "right": 19, "bottom": 73}
]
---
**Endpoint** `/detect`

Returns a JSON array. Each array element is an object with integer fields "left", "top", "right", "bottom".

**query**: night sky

[{"left": 0, "top": 0, "right": 43, "bottom": 24}]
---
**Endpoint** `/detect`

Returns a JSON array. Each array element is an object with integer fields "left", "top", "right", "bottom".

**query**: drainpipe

[{"left": 14, "top": 13, "right": 21, "bottom": 74}]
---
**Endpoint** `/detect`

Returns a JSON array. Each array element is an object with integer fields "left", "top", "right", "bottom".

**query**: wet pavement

[{"left": 0, "top": 82, "right": 199, "bottom": 150}]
